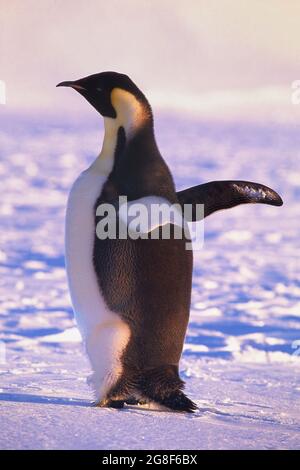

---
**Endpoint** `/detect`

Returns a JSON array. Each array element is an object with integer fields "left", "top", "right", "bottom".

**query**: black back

[{"left": 93, "top": 123, "right": 193, "bottom": 373}]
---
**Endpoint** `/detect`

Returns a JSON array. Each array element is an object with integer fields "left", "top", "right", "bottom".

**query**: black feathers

[{"left": 177, "top": 180, "right": 283, "bottom": 221}]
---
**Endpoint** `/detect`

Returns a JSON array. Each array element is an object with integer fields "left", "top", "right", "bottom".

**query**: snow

[{"left": 0, "top": 110, "right": 300, "bottom": 449}]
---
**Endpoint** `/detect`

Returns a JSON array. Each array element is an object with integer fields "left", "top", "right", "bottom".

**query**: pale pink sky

[{"left": 1, "top": 0, "right": 300, "bottom": 118}]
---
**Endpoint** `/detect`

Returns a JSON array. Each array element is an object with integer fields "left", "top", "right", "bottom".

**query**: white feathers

[
  {"left": 65, "top": 167, "right": 130, "bottom": 402},
  {"left": 65, "top": 86, "right": 148, "bottom": 402}
]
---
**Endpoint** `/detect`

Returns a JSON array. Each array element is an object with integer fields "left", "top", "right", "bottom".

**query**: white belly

[{"left": 65, "top": 167, "right": 130, "bottom": 402}]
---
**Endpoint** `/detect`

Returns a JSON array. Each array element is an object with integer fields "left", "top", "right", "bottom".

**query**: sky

[{"left": 1, "top": 0, "right": 300, "bottom": 120}]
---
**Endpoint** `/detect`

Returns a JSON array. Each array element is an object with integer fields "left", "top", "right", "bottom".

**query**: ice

[{"left": 0, "top": 110, "right": 299, "bottom": 449}]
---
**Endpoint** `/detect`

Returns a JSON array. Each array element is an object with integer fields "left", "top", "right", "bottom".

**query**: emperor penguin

[{"left": 57, "top": 72, "right": 283, "bottom": 412}]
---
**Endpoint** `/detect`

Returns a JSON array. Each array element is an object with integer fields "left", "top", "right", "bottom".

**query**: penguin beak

[{"left": 56, "top": 81, "right": 86, "bottom": 92}]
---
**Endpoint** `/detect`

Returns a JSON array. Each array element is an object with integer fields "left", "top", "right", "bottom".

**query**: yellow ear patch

[
  {"left": 93, "top": 88, "right": 148, "bottom": 176},
  {"left": 111, "top": 88, "right": 147, "bottom": 136}
]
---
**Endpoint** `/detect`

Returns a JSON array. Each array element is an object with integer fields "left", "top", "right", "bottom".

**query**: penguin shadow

[
  {"left": 0, "top": 393, "right": 266, "bottom": 419},
  {"left": 0, "top": 393, "right": 202, "bottom": 417},
  {"left": 0, "top": 392, "right": 91, "bottom": 407},
  {"left": 117, "top": 402, "right": 202, "bottom": 418}
]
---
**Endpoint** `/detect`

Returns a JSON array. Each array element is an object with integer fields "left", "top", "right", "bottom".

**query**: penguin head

[{"left": 56, "top": 72, "right": 151, "bottom": 124}]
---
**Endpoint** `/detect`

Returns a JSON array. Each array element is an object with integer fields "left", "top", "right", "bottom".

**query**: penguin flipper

[{"left": 176, "top": 180, "right": 283, "bottom": 221}]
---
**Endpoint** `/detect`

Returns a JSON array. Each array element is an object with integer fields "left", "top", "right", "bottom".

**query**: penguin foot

[
  {"left": 125, "top": 397, "right": 148, "bottom": 406},
  {"left": 140, "top": 365, "right": 198, "bottom": 413},
  {"left": 98, "top": 399, "right": 125, "bottom": 409},
  {"left": 157, "top": 391, "right": 197, "bottom": 413}
]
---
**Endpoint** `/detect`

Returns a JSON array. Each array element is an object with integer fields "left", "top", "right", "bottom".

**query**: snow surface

[{"left": 0, "top": 110, "right": 300, "bottom": 449}]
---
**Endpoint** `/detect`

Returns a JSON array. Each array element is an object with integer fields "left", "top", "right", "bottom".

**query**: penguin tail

[{"left": 139, "top": 365, "right": 197, "bottom": 413}]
